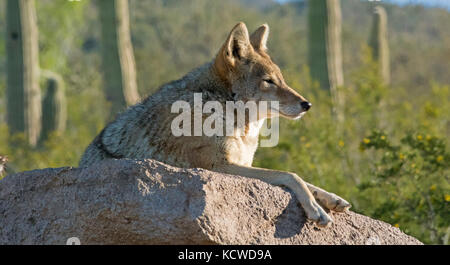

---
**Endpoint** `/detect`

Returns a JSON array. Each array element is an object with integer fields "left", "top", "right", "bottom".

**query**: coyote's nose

[{"left": 301, "top": 101, "right": 312, "bottom": 111}]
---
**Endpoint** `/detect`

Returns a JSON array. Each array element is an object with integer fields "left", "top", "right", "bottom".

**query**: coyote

[{"left": 80, "top": 22, "right": 350, "bottom": 226}]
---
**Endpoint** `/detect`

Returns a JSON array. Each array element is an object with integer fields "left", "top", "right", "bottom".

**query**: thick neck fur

[
  {"left": 181, "top": 61, "right": 232, "bottom": 101},
  {"left": 167, "top": 60, "right": 265, "bottom": 136}
]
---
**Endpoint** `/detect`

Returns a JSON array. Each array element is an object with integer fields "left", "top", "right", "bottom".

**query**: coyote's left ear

[
  {"left": 214, "top": 23, "right": 253, "bottom": 83},
  {"left": 221, "top": 22, "right": 252, "bottom": 68},
  {"left": 250, "top": 24, "right": 269, "bottom": 51}
]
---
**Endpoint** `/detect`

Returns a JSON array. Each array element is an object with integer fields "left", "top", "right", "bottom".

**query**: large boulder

[{"left": 0, "top": 159, "right": 421, "bottom": 245}]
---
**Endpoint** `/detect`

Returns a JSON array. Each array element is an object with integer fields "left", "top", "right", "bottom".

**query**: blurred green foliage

[
  {"left": 0, "top": 0, "right": 448, "bottom": 244},
  {"left": 358, "top": 130, "right": 449, "bottom": 244}
]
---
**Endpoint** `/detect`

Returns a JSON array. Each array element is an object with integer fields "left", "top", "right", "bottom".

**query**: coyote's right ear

[
  {"left": 221, "top": 22, "right": 252, "bottom": 68},
  {"left": 250, "top": 24, "right": 269, "bottom": 51}
]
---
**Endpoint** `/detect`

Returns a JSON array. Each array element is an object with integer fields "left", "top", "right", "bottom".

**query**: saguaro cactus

[
  {"left": 308, "top": 0, "right": 344, "bottom": 91},
  {"left": 369, "top": 6, "right": 390, "bottom": 85},
  {"left": 98, "top": 0, "right": 140, "bottom": 118},
  {"left": 6, "top": 0, "right": 42, "bottom": 146},
  {"left": 40, "top": 71, "right": 67, "bottom": 143},
  {"left": 308, "top": 0, "right": 344, "bottom": 120}
]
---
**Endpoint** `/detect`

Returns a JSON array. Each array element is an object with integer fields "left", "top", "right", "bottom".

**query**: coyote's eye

[{"left": 263, "top": 79, "right": 275, "bottom": 85}]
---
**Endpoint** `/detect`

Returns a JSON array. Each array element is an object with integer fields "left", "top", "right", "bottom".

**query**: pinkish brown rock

[{"left": 0, "top": 159, "right": 422, "bottom": 245}]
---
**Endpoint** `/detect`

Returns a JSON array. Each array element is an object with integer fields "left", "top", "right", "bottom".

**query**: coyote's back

[{"left": 79, "top": 62, "right": 233, "bottom": 169}]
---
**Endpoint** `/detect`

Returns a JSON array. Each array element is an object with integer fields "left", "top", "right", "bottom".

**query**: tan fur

[
  {"left": 0, "top": 156, "right": 7, "bottom": 178},
  {"left": 80, "top": 23, "right": 350, "bottom": 226}
]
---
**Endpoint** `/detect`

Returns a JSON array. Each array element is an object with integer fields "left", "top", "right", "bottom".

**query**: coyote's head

[{"left": 214, "top": 22, "right": 311, "bottom": 120}]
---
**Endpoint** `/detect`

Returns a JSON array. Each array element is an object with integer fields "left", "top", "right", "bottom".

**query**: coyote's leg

[
  {"left": 215, "top": 164, "right": 333, "bottom": 227},
  {"left": 305, "top": 183, "right": 351, "bottom": 212}
]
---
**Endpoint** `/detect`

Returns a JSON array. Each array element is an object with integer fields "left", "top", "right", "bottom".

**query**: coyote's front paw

[
  {"left": 314, "top": 191, "right": 351, "bottom": 212},
  {"left": 307, "top": 184, "right": 351, "bottom": 212},
  {"left": 302, "top": 200, "right": 333, "bottom": 227}
]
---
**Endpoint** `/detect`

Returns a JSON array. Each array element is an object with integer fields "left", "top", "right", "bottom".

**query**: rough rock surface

[{"left": 0, "top": 159, "right": 422, "bottom": 245}]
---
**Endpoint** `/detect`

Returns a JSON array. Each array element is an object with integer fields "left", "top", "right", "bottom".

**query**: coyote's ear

[
  {"left": 222, "top": 22, "right": 252, "bottom": 67},
  {"left": 250, "top": 24, "right": 269, "bottom": 51}
]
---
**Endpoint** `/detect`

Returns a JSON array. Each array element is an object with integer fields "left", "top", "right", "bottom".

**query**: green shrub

[{"left": 359, "top": 130, "right": 449, "bottom": 244}]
